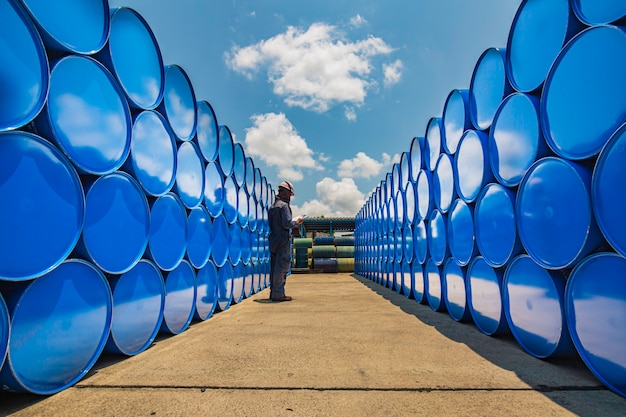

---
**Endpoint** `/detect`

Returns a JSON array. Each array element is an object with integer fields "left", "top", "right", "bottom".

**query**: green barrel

[
  {"left": 293, "top": 237, "right": 313, "bottom": 248},
  {"left": 312, "top": 245, "right": 336, "bottom": 258},
  {"left": 335, "top": 246, "right": 354, "bottom": 258},
  {"left": 337, "top": 258, "right": 354, "bottom": 272},
  {"left": 334, "top": 236, "right": 355, "bottom": 246}
]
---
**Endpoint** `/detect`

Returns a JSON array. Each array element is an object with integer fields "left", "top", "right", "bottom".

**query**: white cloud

[
  {"left": 315, "top": 177, "right": 365, "bottom": 216},
  {"left": 382, "top": 152, "right": 401, "bottom": 166},
  {"left": 244, "top": 112, "right": 323, "bottom": 182},
  {"left": 383, "top": 59, "right": 403, "bottom": 87},
  {"left": 337, "top": 151, "right": 383, "bottom": 179},
  {"left": 344, "top": 106, "right": 357, "bottom": 122},
  {"left": 225, "top": 22, "right": 394, "bottom": 112},
  {"left": 350, "top": 14, "right": 367, "bottom": 27}
]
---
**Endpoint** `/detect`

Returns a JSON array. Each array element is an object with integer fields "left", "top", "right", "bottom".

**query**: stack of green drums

[
  {"left": 293, "top": 238, "right": 313, "bottom": 269},
  {"left": 310, "top": 236, "right": 355, "bottom": 273}
]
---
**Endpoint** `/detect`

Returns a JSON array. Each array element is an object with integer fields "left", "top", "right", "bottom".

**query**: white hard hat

[{"left": 278, "top": 180, "right": 294, "bottom": 196}]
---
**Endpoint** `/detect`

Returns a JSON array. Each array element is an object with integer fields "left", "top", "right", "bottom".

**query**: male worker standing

[{"left": 268, "top": 180, "right": 303, "bottom": 302}]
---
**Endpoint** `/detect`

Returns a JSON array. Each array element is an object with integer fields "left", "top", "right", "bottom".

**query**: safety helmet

[{"left": 278, "top": 180, "right": 294, "bottom": 196}]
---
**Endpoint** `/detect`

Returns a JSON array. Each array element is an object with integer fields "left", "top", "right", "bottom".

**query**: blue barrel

[
  {"left": 571, "top": 0, "right": 626, "bottom": 25},
  {"left": 503, "top": 255, "right": 573, "bottom": 359},
  {"left": 466, "top": 257, "right": 509, "bottom": 336},
  {"left": 454, "top": 130, "right": 492, "bottom": 203},
  {"left": 314, "top": 236, "right": 335, "bottom": 246},
  {"left": 253, "top": 167, "right": 263, "bottom": 201},
  {"left": 160, "top": 260, "right": 196, "bottom": 335},
  {"left": 217, "top": 262, "right": 234, "bottom": 311},
  {"left": 393, "top": 189, "right": 405, "bottom": 230},
  {"left": 409, "top": 137, "right": 425, "bottom": 181},
  {"left": 211, "top": 214, "right": 230, "bottom": 268},
  {"left": 415, "top": 169, "right": 432, "bottom": 221},
  {"left": 424, "top": 117, "right": 443, "bottom": 171},
  {"left": 474, "top": 183, "right": 522, "bottom": 268},
  {"left": 37, "top": 55, "right": 131, "bottom": 175},
  {"left": 159, "top": 65, "right": 197, "bottom": 142},
  {"left": 20, "top": 0, "right": 109, "bottom": 54},
  {"left": 399, "top": 152, "right": 411, "bottom": 191},
  {"left": 196, "top": 100, "right": 219, "bottom": 162},
  {"left": 175, "top": 140, "right": 205, "bottom": 209},
  {"left": 195, "top": 260, "right": 218, "bottom": 321},
  {"left": 506, "top": 0, "right": 582, "bottom": 93},
  {"left": 243, "top": 263, "right": 254, "bottom": 298},
  {"left": 237, "top": 185, "right": 250, "bottom": 228},
  {"left": 0, "top": 292, "right": 9, "bottom": 372},
  {"left": 228, "top": 222, "right": 243, "bottom": 265},
  {"left": 400, "top": 260, "right": 412, "bottom": 298},
  {"left": 204, "top": 160, "right": 225, "bottom": 218},
  {"left": 433, "top": 153, "right": 455, "bottom": 213},
  {"left": 442, "top": 89, "right": 470, "bottom": 155},
  {"left": 540, "top": 25, "right": 626, "bottom": 160},
  {"left": 231, "top": 261, "right": 246, "bottom": 304},
  {"left": 187, "top": 205, "right": 212, "bottom": 269},
  {"left": 516, "top": 157, "right": 603, "bottom": 269},
  {"left": 402, "top": 226, "right": 413, "bottom": 264},
  {"left": 404, "top": 182, "right": 416, "bottom": 226},
  {"left": 413, "top": 220, "right": 428, "bottom": 265},
  {"left": 592, "top": 122, "right": 626, "bottom": 257},
  {"left": 105, "top": 260, "right": 165, "bottom": 355},
  {"left": 411, "top": 262, "right": 426, "bottom": 304},
  {"left": 103, "top": 7, "right": 164, "bottom": 110},
  {"left": 79, "top": 172, "right": 150, "bottom": 274},
  {"left": 489, "top": 93, "right": 546, "bottom": 187},
  {"left": 427, "top": 208, "right": 448, "bottom": 266},
  {"left": 425, "top": 257, "right": 446, "bottom": 312},
  {"left": 447, "top": 198, "right": 477, "bottom": 267},
  {"left": 218, "top": 125, "right": 235, "bottom": 176},
  {"left": 0, "top": 259, "right": 112, "bottom": 394},
  {"left": 443, "top": 259, "right": 471, "bottom": 322},
  {"left": 0, "top": 0, "right": 48, "bottom": 131},
  {"left": 223, "top": 174, "right": 239, "bottom": 225},
  {"left": 148, "top": 193, "right": 188, "bottom": 271},
  {"left": 469, "top": 47, "right": 511, "bottom": 131},
  {"left": 126, "top": 110, "right": 177, "bottom": 197},
  {"left": 241, "top": 227, "right": 252, "bottom": 265},
  {"left": 233, "top": 142, "right": 246, "bottom": 188},
  {"left": 565, "top": 252, "right": 626, "bottom": 398},
  {"left": 0, "top": 132, "right": 84, "bottom": 280},
  {"left": 245, "top": 157, "right": 256, "bottom": 195}
]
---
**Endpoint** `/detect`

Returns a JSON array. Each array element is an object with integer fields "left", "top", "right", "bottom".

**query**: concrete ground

[{"left": 1, "top": 273, "right": 625, "bottom": 416}]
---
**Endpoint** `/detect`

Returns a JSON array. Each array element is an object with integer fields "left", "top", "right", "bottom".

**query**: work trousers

[{"left": 269, "top": 239, "right": 291, "bottom": 298}]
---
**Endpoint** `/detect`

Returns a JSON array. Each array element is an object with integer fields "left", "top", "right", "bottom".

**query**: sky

[{"left": 109, "top": 0, "right": 523, "bottom": 217}]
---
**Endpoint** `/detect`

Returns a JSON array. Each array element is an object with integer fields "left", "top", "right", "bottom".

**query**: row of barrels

[{"left": 293, "top": 237, "right": 355, "bottom": 273}]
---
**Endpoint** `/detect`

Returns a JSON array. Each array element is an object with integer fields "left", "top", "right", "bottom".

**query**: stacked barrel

[
  {"left": 355, "top": 0, "right": 626, "bottom": 399},
  {"left": 308, "top": 236, "right": 355, "bottom": 273},
  {"left": 0, "top": 0, "right": 273, "bottom": 394}
]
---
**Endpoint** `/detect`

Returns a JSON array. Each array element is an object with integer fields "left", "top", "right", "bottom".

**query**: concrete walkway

[{"left": 1, "top": 273, "right": 625, "bottom": 416}]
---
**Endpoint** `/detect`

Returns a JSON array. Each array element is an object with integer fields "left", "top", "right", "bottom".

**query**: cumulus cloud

[
  {"left": 344, "top": 106, "right": 357, "bottom": 122},
  {"left": 291, "top": 177, "right": 364, "bottom": 217},
  {"left": 225, "top": 22, "right": 395, "bottom": 112},
  {"left": 337, "top": 151, "right": 400, "bottom": 179},
  {"left": 383, "top": 59, "right": 403, "bottom": 87},
  {"left": 350, "top": 14, "right": 367, "bottom": 27},
  {"left": 244, "top": 112, "right": 323, "bottom": 181}
]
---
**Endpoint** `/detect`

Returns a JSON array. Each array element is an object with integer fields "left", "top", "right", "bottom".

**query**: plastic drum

[
  {"left": 175, "top": 140, "right": 205, "bottom": 209},
  {"left": 443, "top": 259, "right": 471, "bottom": 322},
  {"left": 160, "top": 260, "right": 196, "bottom": 335},
  {"left": 147, "top": 193, "right": 188, "bottom": 271},
  {"left": 442, "top": 89, "right": 470, "bottom": 155},
  {"left": 466, "top": 257, "right": 509, "bottom": 336},
  {"left": 454, "top": 130, "right": 492, "bottom": 203},
  {"left": 159, "top": 65, "right": 197, "bottom": 142},
  {"left": 469, "top": 47, "right": 510, "bottom": 131},
  {"left": 196, "top": 100, "right": 220, "bottom": 162},
  {"left": 187, "top": 205, "right": 212, "bottom": 269}
]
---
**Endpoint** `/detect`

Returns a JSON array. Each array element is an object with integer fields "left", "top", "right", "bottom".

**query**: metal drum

[
  {"left": 196, "top": 100, "right": 220, "bottom": 163},
  {"left": 159, "top": 65, "right": 197, "bottom": 142},
  {"left": 469, "top": 47, "right": 511, "bottom": 131},
  {"left": 147, "top": 193, "right": 188, "bottom": 271},
  {"left": 160, "top": 260, "right": 196, "bottom": 335},
  {"left": 442, "top": 89, "right": 470, "bottom": 155},
  {"left": 443, "top": 259, "right": 471, "bottom": 322},
  {"left": 425, "top": 258, "right": 445, "bottom": 312},
  {"left": 187, "top": 205, "right": 212, "bottom": 269},
  {"left": 466, "top": 257, "right": 509, "bottom": 336},
  {"left": 175, "top": 141, "right": 205, "bottom": 209},
  {"left": 195, "top": 260, "right": 218, "bottom": 321}
]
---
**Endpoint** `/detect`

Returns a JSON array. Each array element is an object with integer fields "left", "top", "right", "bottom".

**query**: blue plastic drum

[
  {"left": 427, "top": 209, "right": 448, "bottom": 266},
  {"left": 443, "top": 259, "right": 471, "bottom": 322},
  {"left": 466, "top": 257, "right": 509, "bottom": 336},
  {"left": 233, "top": 143, "right": 246, "bottom": 188},
  {"left": 80, "top": 172, "right": 150, "bottom": 274},
  {"left": 195, "top": 261, "right": 218, "bottom": 321},
  {"left": 565, "top": 252, "right": 626, "bottom": 398},
  {"left": 415, "top": 169, "right": 432, "bottom": 221},
  {"left": 442, "top": 89, "right": 470, "bottom": 155},
  {"left": 0, "top": 293, "right": 9, "bottom": 371},
  {"left": 592, "top": 122, "right": 626, "bottom": 258},
  {"left": 506, "top": 0, "right": 582, "bottom": 93},
  {"left": 148, "top": 193, "right": 188, "bottom": 271},
  {"left": 160, "top": 65, "right": 197, "bottom": 142},
  {"left": 105, "top": 7, "right": 164, "bottom": 110},
  {"left": 503, "top": 255, "right": 573, "bottom": 359},
  {"left": 571, "top": 0, "right": 626, "bottom": 25},
  {"left": 447, "top": 199, "right": 477, "bottom": 267},
  {"left": 241, "top": 226, "right": 252, "bottom": 265},
  {"left": 411, "top": 262, "right": 426, "bottom": 304},
  {"left": 238, "top": 185, "right": 250, "bottom": 228},
  {"left": 231, "top": 261, "right": 245, "bottom": 304},
  {"left": 516, "top": 157, "right": 603, "bottom": 269},
  {"left": 424, "top": 117, "right": 443, "bottom": 171},
  {"left": 433, "top": 153, "right": 455, "bottom": 213},
  {"left": 20, "top": 0, "right": 109, "bottom": 54},
  {"left": 400, "top": 260, "right": 412, "bottom": 298},
  {"left": 211, "top": 214, "right": 230, "bottom": 268},
  {"left": 105, "top": 260, "right": 165, "bottom": 356},
  {"left": 0, "top": 132, "right": 84, "bottom": 280},
  {"left": 223, "top": 175, "right": 239, "bottom": 225},
  {"left": 0, "top": 1, "right": 48, "bottom": 131},
  {"left": 474, "top": 183, "right": 522, "bottom": 268},
  {"left": 454, "top": 130, "right": 492, "bottom": 203},
  {"left": 218, "top": 125, "right": 235, "bottom": 176},
  {"left": 217, "top": 262, "right": 234, "bottom": 312},
  {"left": 245, "top": 157, "right": 256, "bottom": 194},
  {"left": 399, "top": 152, "right": 411, "bottom": 190},
  {"left": 425, "top": 258, "right": 445, "bottom": 312},
  {"left": 187, "top": 205, "right": 212, "bottom": 269},
  {"left": 489, "top": 93, "right": 545, "bottom": 187},
  {"left": 541, "top": 25, "right": 626, "bottom": 160},
  {"left": 196, "top": 100, "right": 220, "bottom": 162},
  {"left": 469, "top": 48, "right": 510, "bottom": 131},
  {"left": 127, "top": 110, "right": 177, "bottom": 196},
  {"left": 228, "top": 222, "right": 243, "bottom": 265},
  {"left": 160, "top": 260, "right": 196, "bottom": 335},
  {"left": 402, "top": 226, "right": 413, "bottom": 264},
  {"left": 409, "top": 137, "right": 424, "bottom": 181},
  {"left": 176, "top": 141, "right": 205, "bottom": 209},
  {"left": 41, "top": 55, "right": 132, "bottom": 175},
  {"left": 204, "top": 160, "right": 225, "bottom": 218},
  {"left": 243, "top": 263, "right": 254, "bottom": 298},
  {"left": 413, "top": 220, "right": 428, "bottom": 265},
  {"left": 0, "top": 259, "right": 112, "bottom": 394}
]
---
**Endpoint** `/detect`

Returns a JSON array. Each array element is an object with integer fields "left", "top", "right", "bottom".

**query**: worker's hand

[{"left": 296, "top": 217, "right": 304, "bottom": 224}]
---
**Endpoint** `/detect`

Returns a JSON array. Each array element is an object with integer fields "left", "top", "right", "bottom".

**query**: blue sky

[{"left": 109, "top": 0, "right": 523, "bottom": 217}]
